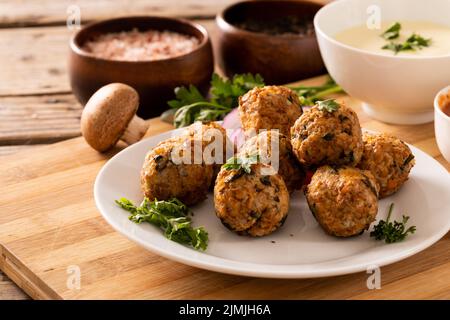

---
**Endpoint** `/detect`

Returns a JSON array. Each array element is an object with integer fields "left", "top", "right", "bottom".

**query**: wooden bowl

[
  {"left": 216, "top": 0, "right": 325, "bottom": 84},
  {"left": 69, "top": 16, "right": 214, "bottom": 119}
]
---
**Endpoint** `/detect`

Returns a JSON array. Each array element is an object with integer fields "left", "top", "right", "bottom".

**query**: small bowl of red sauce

[
  {"left": 434, "top": 85, "right": 450, "bottom": 162},
  {"left": 69, "top": 16, "right": 214, "bottom": 118}
]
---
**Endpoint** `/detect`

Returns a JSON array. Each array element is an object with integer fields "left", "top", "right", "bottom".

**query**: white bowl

[
  {"left": 314, "top": 0, "right": 450, "bottom": 125},
  {"left": 434, "top": 85, "right": 450, "bottom": 162}
]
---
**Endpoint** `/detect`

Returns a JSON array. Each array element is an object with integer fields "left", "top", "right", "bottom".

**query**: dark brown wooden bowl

[
  {"left": 69, "top": 16, "right": 214, "bottom": 119},
  {"left": 216, "top": 0, "right": 325, "bottom": 84}
]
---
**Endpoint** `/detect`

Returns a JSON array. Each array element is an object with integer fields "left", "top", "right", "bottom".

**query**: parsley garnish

[
  {"left": 289, "top": 77, "right": 344, "bottom": 106},
  {"left": 316, "top": 99, "right": 340, "bottom": 112},
  {"left": 382, "top": 33, "right": 431, "bottom": 54},
  {"left": 380, "top": 22, "right": 431, "bottom": 54},
  {"left": 167, "top": 73, "right": 344, "bottom": 126},
  {"left": 404, "top": 33, "right": 432, "bottom": 49},
  {"left": 370, "top": 203, "right": 416, "bottom": 244},
  {"left": 381, "top": 42, "right": 404, "bottom": 54},
  {"left": 222, "top": 154, "right": 260, "bottom": 174},
  {"left": 167, "top": 85, "right": 206, "bottom": 109},
  {"left": 381, "top": 22, "right": 401, "bottom": 40},
  {"left": 115, "top": 197, "right": 208, "bottom": 251},
  {"left": 169, "top": 73, "right": 264, "bottom": 128},
  {"left": 402, "top": 153, "right": 415, "bottom": 169}
]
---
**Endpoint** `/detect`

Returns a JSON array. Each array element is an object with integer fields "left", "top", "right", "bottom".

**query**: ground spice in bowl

[
  {"left": 82, "top": 28, "right": 200, "bottom": 61},
  {"left": 233, "top": 16, "right": 315, "bottom": 36}
]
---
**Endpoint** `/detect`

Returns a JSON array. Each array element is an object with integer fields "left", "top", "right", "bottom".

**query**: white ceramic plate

[{"left": 94, "top": 128, "right": 450, "bottom": 278}]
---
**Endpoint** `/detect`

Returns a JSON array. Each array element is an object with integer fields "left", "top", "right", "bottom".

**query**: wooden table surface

[
  {"left": 0, "top": 0, "right": 250, "bottom": 299},
  {"left": 0, "top": 0, "right": 448, "bottom": 300}
]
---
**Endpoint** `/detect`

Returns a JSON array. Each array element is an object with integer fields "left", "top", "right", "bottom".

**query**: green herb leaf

[
  {"left": 381, "top": 24, "right": 431, "bottom": 54},
  {"left": 173, "top": 101, "right": 229, "bottom": 128},
  {"left": 115, "top": 197, "right": 208, "bottom": 251},
  {"left": 402, "top": 153, "right": 415, "bottom": 168},
  {"left": 316, "top": 99, "right": 340, "bottom": 112},
  {"left": 381, "top": 22, "right": 401, "bottom": 40},
  {"left": 405, "top": 33, "right": 431, "bottom": 49},
  {"left": 168, "top": 73, "right": 341, "bottom": 127},
  {"left": 222, "top": 154, "right": 260, "bottom": 174},
  {"left": 169, "top": 73, "right": 264, "bottom": 128},
  {"left": 209, "top": 73, "right": 264, "bottom": 110},
  {"left": 289, "top": 77, "right": 344, "bottom": 106},
  {"left": 196, "top": 107, "right": 229, "bottom": 123},
  {"left": 382, "top": 42, "right": 403, "bottom": 54},
  {"left": 173, "top": 103, "right": 201, "bottom": 128},
  {"left": 209, "top": 73, "right": 235, "bottom": 108},
  {"left": 168, "top": 85, "right": 206, "bottom": 109},
  {"left": 229, "top": 73, "right": 265, "bottom": 94},
  {"left": 370, "top": 203, "right": 416, "bottom": 244}
]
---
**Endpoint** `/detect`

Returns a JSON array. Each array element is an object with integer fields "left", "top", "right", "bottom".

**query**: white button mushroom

[{"left": 80, "top": 83, "right": 149, "bottom": 152}]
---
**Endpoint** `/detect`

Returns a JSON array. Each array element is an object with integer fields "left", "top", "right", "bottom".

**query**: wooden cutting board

[{"left": 0, "top": 76, "right": 449, "bottom": 300}]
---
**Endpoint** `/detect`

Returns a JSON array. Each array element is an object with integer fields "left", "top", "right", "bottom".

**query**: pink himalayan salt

[{"left": 82, "top": 28, "right": 200, "bottom": 61}]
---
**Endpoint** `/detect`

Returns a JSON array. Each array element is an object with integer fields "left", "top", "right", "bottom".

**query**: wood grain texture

[
  {"left": 0, "top": 20, "right": 218, "bottom": 96},
  {"left": 0, "top": 0, "right": 330, "bottom": 27},
  {"left": 0, "top": 270, "right": 29, "bottom": 300},
  {"left": 0, "top": 0, "right": 243, "bottom": 27},
  {"left": 0, "top": 26, "right": 73, "bottom": 96},
  {"left": 0, "top": 0, "right": 444, "bottom": 300},
  {"left": 0, "top": 94, "right": 81, "bottom": 145},
  {"left": 0, "top": 145, "right": 43, "bottom": 157},
  {"left": 0, "top": 77, "right": 449, "bottom": 300},
  {"left": 0, "top": 20, "right": 217, "bottom": 149}
]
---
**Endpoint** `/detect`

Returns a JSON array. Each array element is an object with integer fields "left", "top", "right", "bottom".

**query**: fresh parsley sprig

[
  {"left": 115, "top": 197, "right": 208, "bottom": 251},
  {"left": 169, "top": 73, "right": 264, "bottom": 128},
  {"left": 210, "top": 73, "right": 265, "bottom": 109},
  {"left": 167, "top": 74, "right": 343, "bottom": 127},
  {"left": 167, "top": 85, "right": 206, "bottom": 109},
  {"left": 317, "top": 99, "right": 340, "bottom": 112},
  {"left": 382, "top": 33, "right": 431, "bottom": 54},
  {"left": 370, "top": 203, "right": 416, "bottom": 244},
  {"left": 222, "top": 154, "right": 260, "bottom": 174},
  {"left": 380, "top": 22, "right": 431, "bottom": 54},
  {"left": 289, "top": 77, "right": 344, "bottom": 106},
  {"left": 381, "top": 22, "right": 401, "bottom": 40}
]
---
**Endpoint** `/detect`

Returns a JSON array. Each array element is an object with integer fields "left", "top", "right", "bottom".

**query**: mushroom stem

[{"left": 121, "top": 115, "right": 149, "bottom": 145}]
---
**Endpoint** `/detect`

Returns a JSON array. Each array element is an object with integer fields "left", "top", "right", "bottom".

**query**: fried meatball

[
  {"left": 141, "top": 122, "right": 232, "bottom": 205},
  {"left": 141, "top": 135, "right": 214, "bottom": 206},
  {"left": 239, "top": 86, "right": 302, "bottom": 137},
  {"left": 358, "top": 132, "right": 415, "bottom": 198},
  {"left": 187, "top": 121, "right": 235, "bottom": 179},
  {"left": 214, "top": 163, "right": 289, "bottom": 237},
  {"left": 290, "top": 102, "right": 363, "bottom": 167},
  {"left": 305, "top": 166, "right": 379, "bottom": 237},
  {"left": 239, "top": 131, "right": 305, "bottom": 193},
  {"left": 187, "top": 121, "right": 231, "bottom": 157},
  {"left": 291, "top": 104, "right": 363, "bottom": 167}
]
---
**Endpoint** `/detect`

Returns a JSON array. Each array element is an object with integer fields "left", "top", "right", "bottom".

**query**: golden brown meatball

[
  {"left": 141, "top": 136, "right": 214, "bottom": 206},
  {"left": 290, "top": 102, "right": 363, "bottom": 167},
  {"left": 238, "top": 86, "right": 302, "bottom": 137},
  {"left": 187, "top": 121, "right": 235, "bottom": 176},
  {"left": 141, "top": 122, "right": 232, "bottom": 205},
  {"left": 358, "top": 132, "right": 415, "bottom": 198},
  {"left": 305, "top": 166, "right": 379, "bottom": 237},
  {"left": 187, "top": 121, "right": 231, "bottom": 155},
  {"left": 239, "top": 131, "right": 305, "bottom": 193},
  {"left": 214, "top": 163, "right": 289, "bottom": 237}
]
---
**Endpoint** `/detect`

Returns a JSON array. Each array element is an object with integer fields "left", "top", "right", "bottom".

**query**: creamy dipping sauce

[{"left": 334, "top": 21, "right": 450, "bottom": 57}]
